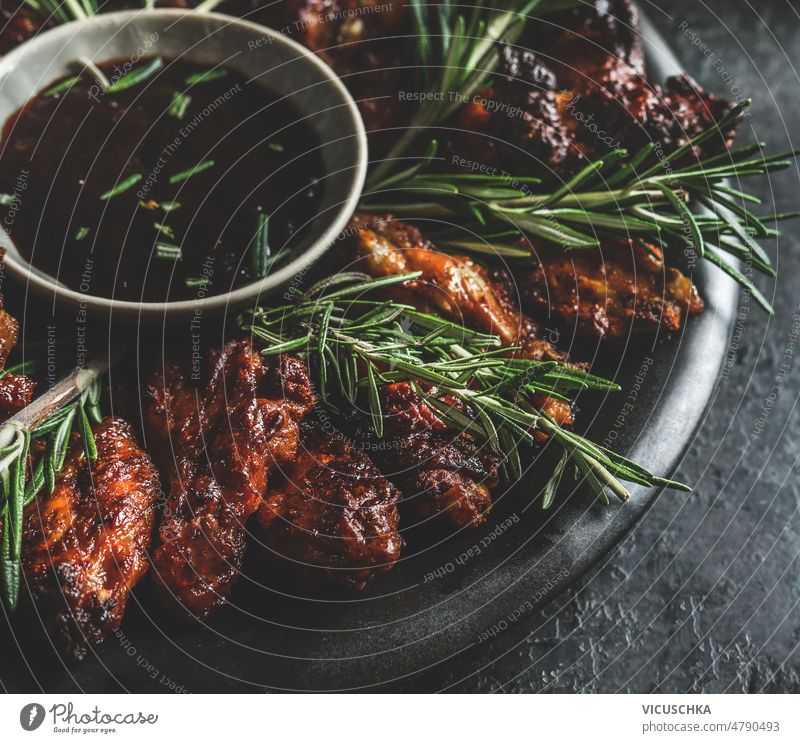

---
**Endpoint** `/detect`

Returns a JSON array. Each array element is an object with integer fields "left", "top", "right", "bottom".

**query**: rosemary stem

[{"left": 0, "top": 356, "right": 109, "bottom": 437}]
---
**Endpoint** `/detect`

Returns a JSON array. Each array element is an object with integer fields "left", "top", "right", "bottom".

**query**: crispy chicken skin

[
  {"left": 344, "top": 213, "right": 564, "bottom": 361},
  {"left": 350, "top": 383, "right": 500, "bottom": 529},
  {"left": 21, "top": 418, "right": 160, "bottom": 660},
  {"left": 257, "top": 420, "right": 402, "bottom": 588},
  {"left": 143, "top": 341, "right": 316, "bottom": 618},
  {"left": 520, "top": 240, "right": 705, "bottom": 340}
]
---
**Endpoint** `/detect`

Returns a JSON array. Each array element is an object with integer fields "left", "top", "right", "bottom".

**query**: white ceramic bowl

[{"left": 0, "top": 9, "right": 367, "bottom": 320}]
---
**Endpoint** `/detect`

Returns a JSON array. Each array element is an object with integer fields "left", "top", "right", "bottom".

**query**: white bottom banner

[{"left": 0, "top": 694, "right": 797, "bottom": 742}]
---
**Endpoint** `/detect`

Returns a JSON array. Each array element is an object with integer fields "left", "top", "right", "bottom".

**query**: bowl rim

[{"left": 0, "top": 8, "right": 368, "bottom": 318}]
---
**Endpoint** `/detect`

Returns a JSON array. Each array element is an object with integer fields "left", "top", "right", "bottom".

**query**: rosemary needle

[
  {"left": 156, "top": 242, "right": 182, "bottom": 260},
  {"left": 168, "top": 91, "right": 192, "bottom": 120},
  {"left": 185, "top": 276, "right": 212, "bottom": 288},
  {"left": 169, "top": 160, "right": 215, "bottom": 184},
  {"left": 106, "top": 57, "right": 164, "bottom": 93},
  {"left": 249, "top": 213, "right": 271, "bottom": 278},
  {"left": 185, "top": 69, "right": 227, "bottom": 86},
  {"left": 100, "top": 173, "right": 142, "bottom": 200},
  {"left": 43, "top": 76, "right": 80, "bottom": 98},
  {"left": 154, "top": 222, "right": 175, "bottom": 239}
]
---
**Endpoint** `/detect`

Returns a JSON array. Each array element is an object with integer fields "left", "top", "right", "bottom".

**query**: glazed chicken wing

[
  {"left": 519, "top": 239, "right": 705, "bottom": 341},
  {"left": 535, "top": 0, "right": 737, "bottom": 161},
  {"left": 21, "top": 418, "right": 160, "bottom": 659},
  {"left": 345, "top": 208, "right": 703, "bottom": 345},
  {"left": 257, "top": 420, "right": 402, "bottom": 589},
  {"left": 343, "top": 213, "right": 574, "bottom": 429},
  {"left": 348, "top": 382, "right": 500, "bottom": 529},
  {"left": 143, "top": 341, "right": 316, "bottom": 618},
  {"left": 344, "top": 213, "right": 564, "bottom": 361},
  {"left": 451, "top": 0, "right": 738, "bottom": 178}
]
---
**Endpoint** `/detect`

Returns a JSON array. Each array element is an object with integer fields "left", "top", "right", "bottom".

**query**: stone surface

[{"left": 397, "top": 0, "right": 800, "bottom": 693}]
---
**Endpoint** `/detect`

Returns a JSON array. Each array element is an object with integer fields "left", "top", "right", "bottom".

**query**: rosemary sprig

[
  {"left": 239, "top": 272, "right": 688, "bottom": 508},
  {"left": 363, "top": 103, "right": 799, "bottom": 313},
  {"left": 0, "top": 365, "right": 105, "bottom": 611},
  {"left": 368, "top": 0, "right": 579, "bottom": 187}
]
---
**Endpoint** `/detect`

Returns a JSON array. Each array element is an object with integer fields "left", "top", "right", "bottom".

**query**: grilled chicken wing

[
  {"left": 344, "top": 213, "right": 564, "bottom": 361},
  {"left": 536, "top": 0, "right": 737, "bottom": 161},
  {"left": 519, "top": 239, "right": 705, "bottom": 341},
  {"left": 346, "top": 208, "right": 703, "bottom": 344},
  {"left": 450, "top": 0, "right": 737, "bottom": 178},
  {"left": 143, "top": 341, "right": 316, "bottom": 618},
  {"left": 21, "top": 418, "right": 159, "bottom": 660},
  {"left": 347, "top": 382, "right": 500, "bottom": 529},
  {"left": 257, "top": 420, "right": 402, "bottom": 588},
  {"left": 342, "top": 212, "right": 573, "bottom": 466}
]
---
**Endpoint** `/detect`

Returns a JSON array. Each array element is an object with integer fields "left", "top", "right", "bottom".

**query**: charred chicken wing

[
  {"left": 143, "top": 341, "right": 316, "bottom": 618},
  {"left": 343, "top": 213, "right": 573, "bottom": 455},
  {"left": 21, "top": 418, "right": 160, "bottom": 659},
  {"left": 257, "top": 420, "right": 403, "bottom": 589},
  {"left": 350, "top": 382, "right": 500, "bottom": 529},
  {"left": 519, "top": 239, "right": 705, "bottom": 341},
  {"left": 450, "top": 0, "right": 738, "bottom": 178},
  {"left": 343, "top": 213, "right": 564, "bottom": 361}
]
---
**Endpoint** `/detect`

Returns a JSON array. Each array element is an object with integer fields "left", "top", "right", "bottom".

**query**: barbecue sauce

[{"left": 0, "top": 57, "right": 325, "bottom": 302}]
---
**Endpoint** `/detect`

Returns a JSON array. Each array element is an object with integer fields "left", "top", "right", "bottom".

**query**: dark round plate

[{"left": 0, "top": 15, "right": 739, "bottom": 692}]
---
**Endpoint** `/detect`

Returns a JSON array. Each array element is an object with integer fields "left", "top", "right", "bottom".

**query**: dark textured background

[{"left": 397, "top": 0, "right": 800, "bottom": 693}]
